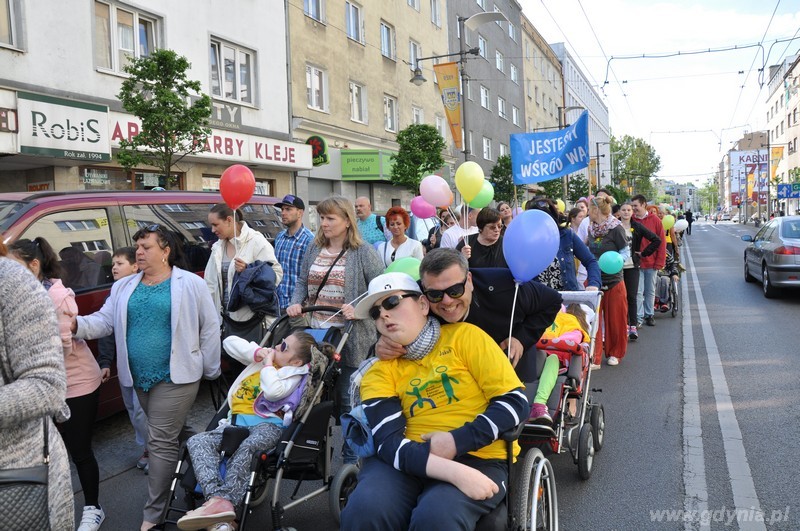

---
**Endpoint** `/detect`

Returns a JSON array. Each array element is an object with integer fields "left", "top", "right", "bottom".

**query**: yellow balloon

[
  {"left": 662, "top": 214, "right": 675, "bottom": 230},
  {"left": 455, "top": 161, "right": 485, "bottom": 202},
  {"left": 556, "top": 199, "right": 565, "bottom": 213}
]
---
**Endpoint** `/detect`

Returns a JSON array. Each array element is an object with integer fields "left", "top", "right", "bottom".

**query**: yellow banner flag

[
  {"left": 771, "top": 146, "right": 784, "bottom": 180},
  {"left": 433, "top": 62, "right": 462, "bottom": 151}
]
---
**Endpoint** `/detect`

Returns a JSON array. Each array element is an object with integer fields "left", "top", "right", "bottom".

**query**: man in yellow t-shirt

[{"left": 341, "top": 273, "right": 528, "bottom": 530}]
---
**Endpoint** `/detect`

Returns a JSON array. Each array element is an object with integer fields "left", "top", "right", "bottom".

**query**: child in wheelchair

[
  {"left": 655, "top": 248, "right": 680, "bottom": 313},
  {"left": 176, "top": 332, "right": 333, "bottom": 531},
  {"left": 528, "top": 304, "right": 591, "bottom": 425}
]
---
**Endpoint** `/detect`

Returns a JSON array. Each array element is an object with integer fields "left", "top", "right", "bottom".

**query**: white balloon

[{"left": 674, "top": 219, "right": 689, "bottom": 232}]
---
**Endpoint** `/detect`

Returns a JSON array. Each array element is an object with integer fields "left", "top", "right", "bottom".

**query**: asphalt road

[{"left": 74, "top": 219, "right": 800, "bottom": 530}]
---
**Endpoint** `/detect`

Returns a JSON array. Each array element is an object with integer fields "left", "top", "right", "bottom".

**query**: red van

[{"left": 0, "top": 190, "right": 283, "bottom": 418}]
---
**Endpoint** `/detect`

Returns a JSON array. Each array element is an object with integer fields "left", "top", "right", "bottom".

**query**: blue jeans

[
  {"left": 637, "top": 268, "right": 658, "bottom": 321},
  {"left": 341, "top": 455, "right": 507, "bottom": 530},
  {"left": 337, "top": 365, "right": 358, "bottom": 464}
]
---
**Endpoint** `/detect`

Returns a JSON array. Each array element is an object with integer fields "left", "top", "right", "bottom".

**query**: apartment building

[
  {"left": 519, "top": 13, "right": 562, "bottom": 134},
  {"left": 0, "top": 1, "right": 309, "bottom": 195},
  {"left": 550, "top": 43, "right": 610, "bottom": 189},
  {"left": 289, "top": 0, "right": 452, "bottom": 216},
  {"left": 765, "top": 53, "right": 800, "bottom": 216},
  {"left": 446, "top": 0, "right": 525, "bottom": 178}
]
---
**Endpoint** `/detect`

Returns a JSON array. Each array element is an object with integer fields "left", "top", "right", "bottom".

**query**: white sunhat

[{"left": 353, "top": 272, "right": 422, "bottom": 319}]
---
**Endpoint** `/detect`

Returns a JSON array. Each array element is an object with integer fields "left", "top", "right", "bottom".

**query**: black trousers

[
  {"left": 61, "top": 388, "right": 101, "bottom": 507},
  {"left": 623, "top": 267, "right": 639, "bottom": 326}
]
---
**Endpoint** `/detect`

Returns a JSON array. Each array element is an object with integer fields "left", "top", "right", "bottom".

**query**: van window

[
  {"left": 18, "top": 208, "right": 115, "bottom": 291},
  {"left": 0, "top": 201, "right": 26, "bottom": 232},
  {"left": 123, "top": 204, "right": 214, "bottom": 273}
]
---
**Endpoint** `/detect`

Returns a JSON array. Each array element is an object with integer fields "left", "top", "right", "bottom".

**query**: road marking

[
  {"left": 681, "top": 263, "right": 709, "bottom": 531},
  {"left": 684, "top": 243, "right": 765, "bottom": 531}
]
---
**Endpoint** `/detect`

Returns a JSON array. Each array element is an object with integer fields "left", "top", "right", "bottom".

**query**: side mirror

[{"left": 741, "top": 235, "right": 753, "bottom": 242}]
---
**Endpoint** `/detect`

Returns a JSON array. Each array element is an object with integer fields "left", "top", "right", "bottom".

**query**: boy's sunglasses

[
  {"left": 422, "top": 277, "right": 468, "bottom": 303},
  {"left": 369, "top": 293, "right": 420, "bottom": 320}
]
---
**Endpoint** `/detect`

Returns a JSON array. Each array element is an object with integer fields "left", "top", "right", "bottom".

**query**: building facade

[
  {"left": 519, "top": 13, "right": 562, "bottom": 134},
  {"left": 766, "top": 53, "right": 800, "bottom": 216},
  {"left": 0, "top": 1, "right": 310, "bottom": 195}
]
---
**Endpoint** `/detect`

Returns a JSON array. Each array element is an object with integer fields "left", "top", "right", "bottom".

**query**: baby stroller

[
  {"left": 161, "top": 306, "right": 359, "bottom": 530},
  {"left": 518, "top": 290, "right": 605, "bottom": 481},
  {"left": 654, "top": 249, "right": 679, "bottom": 318}
]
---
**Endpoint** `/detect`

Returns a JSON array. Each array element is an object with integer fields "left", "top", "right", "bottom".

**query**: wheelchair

[{"left": 160, "top": 306, "right": 359, "bottom": 530}]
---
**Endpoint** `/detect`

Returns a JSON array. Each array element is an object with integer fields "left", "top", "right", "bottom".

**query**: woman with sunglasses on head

[
  {"left": 205, "top": 204, "right": 283, "bottom": 377},
  {"left": 376, "top": 206, "right": 424, "bottom": 267},
  {"left": 286, "top": 195, "right": 383, "bottom": 464},
  {"left": 72, "top": 225, "right": 221, "bottom": 531},
  {"left": 341, "top": 272, "right": 529, "bottom": 530},
  {"left": 8, "top": 238, "right": 105, "bottom": 531},
  {"left": 455, "top": 207, "right": 508, "bottom": 269},
  {"left": 525, "top": 197, "right": 601, "bottom": 292}
]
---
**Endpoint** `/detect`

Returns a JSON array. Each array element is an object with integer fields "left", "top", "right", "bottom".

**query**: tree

[
  {"left": 698, "top": 177, "right": 719, "bottom": 214},
  {"left": 117, "top": 49, "right": 212, "bottom": 182},
  {"left": 488, "top": 155, "right": 525, "bottom": 204},
  {"left": 390, "top": 124, "right": 446, "bottom": 193},
  {"left": 610, "top": 135, "right": 661, "bottom": 199}
]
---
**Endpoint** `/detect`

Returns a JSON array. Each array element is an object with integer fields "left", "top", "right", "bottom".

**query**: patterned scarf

[
  {"left": 403, "top": 316, "right": 441, "bottom": 361},
  {"left": 589, "top": 215, "right": 621, "bottom": 239}
]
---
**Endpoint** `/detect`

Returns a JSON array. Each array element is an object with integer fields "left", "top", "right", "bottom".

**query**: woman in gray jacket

[
  {"left": 0, "top": 246, "right": 74, "bottom": 530},
  {"left": 286, "top": 195, "right": 383, "bottom": 464}
]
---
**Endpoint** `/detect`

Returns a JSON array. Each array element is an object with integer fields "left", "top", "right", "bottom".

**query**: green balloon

[
  {"left": 384, "top": 257, "right": 421, "bottom": 281},
  {"left": 598, "top": 251, "right": 624, "bottom": 275},
  {"left": 468, "top": 180, "right": 494, "bottom": 208}
]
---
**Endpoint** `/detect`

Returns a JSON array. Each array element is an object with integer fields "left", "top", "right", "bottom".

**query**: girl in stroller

[
  {"left": 176, "top": 332, "right": 333, "bottom": 531},
  {"left": 529, "top": 304, "right": 591, "bottom": 424}
]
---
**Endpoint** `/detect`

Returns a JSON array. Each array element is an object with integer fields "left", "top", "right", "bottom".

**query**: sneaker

[
  {"left": 143, "top": 462, "right": 149, "bottom": 475},
  {"left": 678, "top": 263, "right": 686, "bottom": 272},
  {"left": 136, "top": 450, "right": 149, "bottom": 470},
  {"left": 629, "top": 326, "right": 638, "bottom": 341},
  {"left": 529, "top": 403, "right": 552, "bottom": 424},
  {"left": 209, "top": 523, "right": 236, "bottom": 531},
  {"left": 177, "top": 497, "right": 236, "bottom": 531},
  {"left": 590, "top": 363, "right": 601, "bottom": 370},
  {"left": 77, "top": 506, "right": 105, "bottom": 531},
  {"left": 637, "top": 319, "right": 643, "bottom": 328},
  {"left": 645, "top": 316, "right": 656, "bottom": 327},
  {"left": 659, "top": 304, "right": 669, "bottom": 313},
  {"left": 607, "top": 356, "right": 619, "bottom": 366}
]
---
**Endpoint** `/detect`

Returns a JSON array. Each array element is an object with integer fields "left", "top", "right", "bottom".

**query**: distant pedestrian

[
  {"left": 273, "top": 194, "right": 314, "bottom": 318},
  {"left": 354, "top": 196, "right": 387, "bottom": 245},
  {"left": 685, "top": 209, "right": 694, "bottom": 235},
  {"left": 377, "top": 206, "right": 424, "bottom": 267}
]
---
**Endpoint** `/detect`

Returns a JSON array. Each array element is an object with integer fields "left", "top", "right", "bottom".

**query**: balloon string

[
  {"left": 232, "top": 210, "right": 239, "bottom": 258},
  {"left": 507, "top": 282, "right": 520, "bottom": 362},
  {"left": 318, "top": 291, "right": 370, "bottom": 326}
]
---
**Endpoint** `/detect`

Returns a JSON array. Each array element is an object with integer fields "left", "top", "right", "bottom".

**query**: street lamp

[
  {"left": 595, "top": 141, "right": 612, "bottom": 196},
  {"left": 409, "top": 11, "right": 507, "bottom": 162}
]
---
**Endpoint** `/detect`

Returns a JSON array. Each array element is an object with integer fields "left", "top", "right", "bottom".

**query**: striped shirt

[
  {"left": 307, "top": 249, "right": 347, "bottom": 327},
  {"left": 274, "top": 225, "right": 314, "bottom": 310}
]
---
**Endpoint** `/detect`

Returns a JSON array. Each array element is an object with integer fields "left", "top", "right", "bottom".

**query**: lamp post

[
  {"left": 595, "top": 141, "right": 611, "bottom": 196},
  {"left": 558, "top": 106, "right": 585, "bottom": 201},
  {"left": 410, "top": 11, "right": 507, "bottom": 163}
]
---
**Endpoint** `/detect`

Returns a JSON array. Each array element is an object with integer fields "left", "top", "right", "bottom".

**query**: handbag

[
  {"left": 0, "top": 418, "right": 51, "bottom": 530},
  {"left": 221, "top": 311, "right": 266, "bottom": 345}
]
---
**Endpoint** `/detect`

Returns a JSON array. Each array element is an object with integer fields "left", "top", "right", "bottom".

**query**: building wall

[
  {"left": 520, "top": 13, "right": 562, "bottom": 133},
  {"left": 766, "top": 54, "right": 800, "bottom": 215}
]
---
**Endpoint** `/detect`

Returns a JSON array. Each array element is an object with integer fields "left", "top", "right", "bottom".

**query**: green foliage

[
  {"left": 390, "top": 124, "right": 446, "bottom": 193},
  {"left": 539, "top": 178, "right": 563, "bottom": 200},
  {"left": 610, "top": 135, "right": 661, "bottom": 199},
  {"left": 697, "top": 178, "right": 720, "bottom": 213},
  {"left": 116, "top": 49, "right": 211, "bottom": 178},
  {"left": 489, "top": 155, "right": 525, "bottom": 204},
  {"left": 567, "top": 174, "right": 589, "bottom": 203}
]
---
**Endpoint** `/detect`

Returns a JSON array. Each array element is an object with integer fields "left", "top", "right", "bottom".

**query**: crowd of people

[{"left": 0, "top": 188, "right": 689, "bottom": 531}]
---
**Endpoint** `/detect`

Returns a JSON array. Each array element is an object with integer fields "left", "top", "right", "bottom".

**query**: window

[
  {"left": 180, "top": 221, "right": 208, "bottom": 230},
  {"left": 494, "top": 6, "right": 504, "bottom": 26},
  {"left": 306, "top": 65, "right": 328, "bottom": 111},
  {"left": 526, "top": 79, "right": 532, "bottom": 98},
  {"left": 94, "top": 1, "right": 157, "bottom": 72},
  {"left": 499, "top": 143, "right": 508, "bottom": 157},
  {"left": 508, "top": 22, "right": 517, "bottom": 41},
  {"left": 55, "top": 220, "right": 101, "bottom": 231},
  {"left": 345, "top": 2, "right": 364, "bottom": 43},
  {"left": 497, "top": 96, "right": 507, "bottom": 119},
  {"left": 495, "top": 50, "right": 504, "bottom": 72},
  {"left": 512, "top": 106, "right": 520, "bottom": 126},
  {"left": 480, "top": 85, "right": 490, "bottom": 109},
  {"left": 350, "top": 82, "right": 367, "bottom": 123},
  {"left": 431, "top": 0, "right": 441, "bottom": 26},
  {"left": 468, "top": 131, "right": 474, "bottom": 154},
  {"left": 478, "top": 35, "right": 487, "bottom": 58},
  {"left": 210, "top": 39, "right": 255, "bottom": 104},
  {"left": 409, "top": 40, "right": 421, "bottom": 70},
  {"left": 304, "top": 0, "right": 324, "bottom": 21},
  {"left": 380, "top": 21, "right": 395, "bottom": 59},
  {"left": 476, "top": 0, "right": 486, "bottom": 9},
  {"left": 482, "top": 137, "right": 492, "bottom": 160},
  {"left": 535, "top": 86, "right": 539, "bottom": 105},
  {"left": 384, "top": 94, "right": 398, "bottom": 132},
  {"left": 510, "top": 64, "right": 519, "bottom": 84},
  {"left": 1, "top": 0, "right": 17, "bottom": 46},
  {"left": 412, "top": 106, "right": 424, "bottom": 125},
  {"left": 408, "top": 0, "right": 420, "bottom": 10},
  {"left": 435, "top": 115, "right": 446, "bottom": 138},
  {"left": 464, "top": 75, "right": 473, "bottom": 100}
]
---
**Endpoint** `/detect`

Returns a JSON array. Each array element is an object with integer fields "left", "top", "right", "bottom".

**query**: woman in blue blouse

[{"left": 74, "top": 226, "right": 220, "bottom": 531}]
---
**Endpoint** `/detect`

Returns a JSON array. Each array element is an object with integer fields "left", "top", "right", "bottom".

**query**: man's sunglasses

[
  {"left": 369, "top": 293, "right": 420, "bottom": 320},
  {"left": 422, "top": 277, "right": 468, "bottom": 303}
]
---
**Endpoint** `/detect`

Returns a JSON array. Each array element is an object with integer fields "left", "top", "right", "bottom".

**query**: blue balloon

[
  {"left": 598, "top": 251, "right": 624, "bottom": 275},
  {"left": 502, "top": 210, "right": 559, "bottom": 283}
]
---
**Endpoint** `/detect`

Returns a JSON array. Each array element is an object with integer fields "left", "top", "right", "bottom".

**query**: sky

[{"left": 519, "top": 0, "right": 800, "bottom": 185}]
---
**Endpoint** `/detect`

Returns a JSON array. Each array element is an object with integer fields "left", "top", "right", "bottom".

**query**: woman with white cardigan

[{"left": 205, "top": 204, "right": 283, "bottom": 374}]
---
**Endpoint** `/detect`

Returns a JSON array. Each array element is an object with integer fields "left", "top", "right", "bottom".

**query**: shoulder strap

[
  {"left": 375, "top": 215, "right": 384, "bottom": 232},
  {"left": 42, "top": 418, "right": 50, "bottom": 464},
  {"left": 312, "top": 248, "right": 346, "bottom": 305}
]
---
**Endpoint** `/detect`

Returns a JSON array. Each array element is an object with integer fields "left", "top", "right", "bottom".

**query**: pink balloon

[
  {"left": 419, "top": 175, "right": 451, "bottom": 207},
  {"left": 512, "top": 207, "right": 523, "bottom": 217},
  {"left": 410, "top": 196, "right": 436, "bottom": 219}
]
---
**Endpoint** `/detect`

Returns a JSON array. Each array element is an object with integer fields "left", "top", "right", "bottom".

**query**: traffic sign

[{"left": 777, "top": 184, "right": 800, "bottom": 199}]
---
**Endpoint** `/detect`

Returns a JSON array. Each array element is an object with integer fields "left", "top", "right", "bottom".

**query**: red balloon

[{"left": 220, "top": 164, "right": 255, "bottom": 209}]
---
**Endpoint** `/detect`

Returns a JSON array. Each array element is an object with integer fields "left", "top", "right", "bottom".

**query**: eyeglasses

[
  {"left": 145, "top": 224, "right": 162, "bottom": 232},
  {"left": 531, "top": 200, "right": 549, "bottom": 209},
  {"left": 422, "top": 276, "right": 468, "bottom": 303},
  {"left": 277, "top": 340, "right": 287, "bottom": 351},
  {"left": 368, "top": 293, "right": 420, "bottom": 320}
]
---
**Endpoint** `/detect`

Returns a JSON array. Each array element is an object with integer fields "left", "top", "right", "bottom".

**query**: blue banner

[{"left": 510, "top": 111, "right": 590, "bottom": 185}]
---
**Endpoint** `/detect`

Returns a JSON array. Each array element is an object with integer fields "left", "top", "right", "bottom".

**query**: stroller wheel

[
  {"left": 577, "top": 423, "right": 594, "bottom": 480},
  {"left": 589, "top": 404, "right": 605, "bottom": 452},
  {"left": 329, "top": 464, "right": 359, "bottom": 524}
]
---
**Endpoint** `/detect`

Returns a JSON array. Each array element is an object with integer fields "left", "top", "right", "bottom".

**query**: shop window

[{"left": 18, "top": 208, "right": 115, "bottom": 291}]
